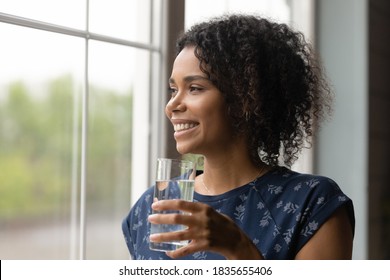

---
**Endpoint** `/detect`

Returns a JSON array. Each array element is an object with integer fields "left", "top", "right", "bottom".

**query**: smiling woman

[
  {"left": 166, "top": 49, "right": 232, "bottom": 156},
  {"left": 122, "top": 13, "right": 355, "bottom": 260}
]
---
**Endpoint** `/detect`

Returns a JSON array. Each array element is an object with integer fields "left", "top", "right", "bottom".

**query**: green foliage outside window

[{"left": 0, "top": 75, "right": 133, "bottom": 220}]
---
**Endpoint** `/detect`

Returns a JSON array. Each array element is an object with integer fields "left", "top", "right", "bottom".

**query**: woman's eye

[
  {"left": 168, "top": 87, "right": 178, "bottom": 97},
  {"left": 189, "top": 86, "right": 202, "bottom": 93}
]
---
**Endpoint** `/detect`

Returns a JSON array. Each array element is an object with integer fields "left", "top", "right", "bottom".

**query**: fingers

[
  {"left": 148, "top": 200, "right": 225, "bottom": 258},
  {"left": 149, "top": 228, "right": 192, "bottom": 244},
  {"left": 165, "top": 240, "right": 208, "bottom": 259},
  {"left": 148, "top": 212, "right": 193, "bottom": 227},
  {"left": 151, "top": 199, "right": 201, "bottom": 213}
]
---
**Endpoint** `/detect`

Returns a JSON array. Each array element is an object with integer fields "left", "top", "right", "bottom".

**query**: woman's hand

[{"left": 148, "top": 199, "right": 263, "bottom": 259}]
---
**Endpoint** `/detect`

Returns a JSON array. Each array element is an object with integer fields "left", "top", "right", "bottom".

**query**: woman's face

[{"left": 165, "top": 46, "right": 234, "bottom": 156}]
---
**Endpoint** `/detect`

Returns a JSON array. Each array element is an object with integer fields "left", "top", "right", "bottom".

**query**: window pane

[
  {"left": 151, "top": 0, "right": 162, "bottom": 46},
  {"left": 89, "top": 0, "right": 151, "bottom": 43},
  {"left": 86, "top": 41, "right": 150, "bottom": 259},
  {"left": 0, "top": 24, "right": 84, "bottom": 259},
  {"left": 0, "top": 0, "right": 86, "bottom": 29}
]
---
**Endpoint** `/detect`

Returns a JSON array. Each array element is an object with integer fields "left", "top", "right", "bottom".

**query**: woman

[{"left": 122, "top": 14, "right": 355, "bottom": 260}]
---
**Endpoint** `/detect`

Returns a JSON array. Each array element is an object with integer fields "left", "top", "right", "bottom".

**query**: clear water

[{"left": 149, "top": 180, "right": 194, "bottom": 252}]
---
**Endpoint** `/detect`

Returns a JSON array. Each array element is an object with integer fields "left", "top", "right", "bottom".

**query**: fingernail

[
  {"left": 151, "top": 201, "right": 160, "bottom": 209},
  {"left": 149, "top": 234, "right": 158, "bottom": 242},
  {"left": 148, "top": 214, "right": 156, "bottom": 222}
]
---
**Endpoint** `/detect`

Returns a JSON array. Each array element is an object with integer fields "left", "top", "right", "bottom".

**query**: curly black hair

[{"left": 176, "top": 14, "right": 333, "bottom": 167}]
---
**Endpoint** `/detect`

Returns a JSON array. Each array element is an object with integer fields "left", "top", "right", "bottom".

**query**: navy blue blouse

[{"left": 122, "top": 167, "right": 355, "bottom": 260}]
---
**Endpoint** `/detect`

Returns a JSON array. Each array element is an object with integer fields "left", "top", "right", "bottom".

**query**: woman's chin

[
  {"left": 176, "top": 144, "right": 196, "bottom": 155},
  {"left": 176, "top": 147, "right": 189, "bottom": 155}
]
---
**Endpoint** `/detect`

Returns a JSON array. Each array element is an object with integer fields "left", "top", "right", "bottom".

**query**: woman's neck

[{"left": 196, "top": 149, "right": 268, "bottom": 195}]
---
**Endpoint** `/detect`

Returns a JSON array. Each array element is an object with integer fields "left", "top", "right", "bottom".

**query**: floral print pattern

[{"left": 122, "top": 167, "right": 354, "bottom": 260}]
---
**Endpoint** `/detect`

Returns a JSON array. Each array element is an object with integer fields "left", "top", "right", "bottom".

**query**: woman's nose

[{"left": 166, "top": 92, "right": 186, "bottom": 114}]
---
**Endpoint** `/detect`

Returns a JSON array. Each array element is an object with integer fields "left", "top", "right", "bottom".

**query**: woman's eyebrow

[{"left": 169, "top": 75, "right": 210, "bottom": 84}]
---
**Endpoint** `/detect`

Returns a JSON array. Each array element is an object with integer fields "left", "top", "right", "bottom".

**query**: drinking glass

[{"left": 149, "top": 158, "right": 196, "bottom": 252}]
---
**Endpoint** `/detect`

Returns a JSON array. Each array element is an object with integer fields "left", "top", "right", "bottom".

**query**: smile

[{"left": 173, "top": 123, "right": 199, "bottom": 132}]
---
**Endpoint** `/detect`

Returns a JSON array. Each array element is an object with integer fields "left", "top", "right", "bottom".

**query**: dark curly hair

[{"left": 176, "top": 14, "right": 333, "bottom": 167}]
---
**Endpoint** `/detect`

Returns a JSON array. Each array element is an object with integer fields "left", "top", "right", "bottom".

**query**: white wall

[{"left": 316, "top": 0, "right": 368, "bottom": 259}]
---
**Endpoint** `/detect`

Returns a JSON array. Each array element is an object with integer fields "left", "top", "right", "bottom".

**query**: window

[{"left": 0, "top": 0, "right": 162, "bottom": 259}]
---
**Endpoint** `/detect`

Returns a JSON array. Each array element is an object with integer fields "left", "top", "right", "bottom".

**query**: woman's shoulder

[
  {"left": 123, "top": 186, "right": 154, "bottom": 225},
  {"left": 264, "top": 166, "right": 341, "bottom": 189},
  {"left": 131, "top": 186, "right": 154, "bottom": 211},
  {"left": 257, "top": 166, "right": 349, "bottom": 205},
  {"left": 255, "top": 167, "right": 354, "bottom": 258}
]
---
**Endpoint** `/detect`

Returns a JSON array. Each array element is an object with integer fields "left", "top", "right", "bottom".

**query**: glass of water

[{"left": 149, "top": 158, "right": 196, "bottom": 252}]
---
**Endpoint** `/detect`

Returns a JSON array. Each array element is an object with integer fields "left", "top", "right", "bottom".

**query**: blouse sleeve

[
  {"left": 122, "top": 207, "right": 136, "bottom": 259},
  {"left": 294, "top": 176, "right": 355, "bottom": 253}
]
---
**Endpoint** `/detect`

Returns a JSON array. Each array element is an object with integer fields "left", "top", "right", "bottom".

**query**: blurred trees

[{"left": 0, "top": 75, "right": 133, "bottom": 220}]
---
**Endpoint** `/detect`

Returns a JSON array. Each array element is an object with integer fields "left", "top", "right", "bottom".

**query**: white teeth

[{"left": 174, "top": 123, "right": 197, "bottom": 132}]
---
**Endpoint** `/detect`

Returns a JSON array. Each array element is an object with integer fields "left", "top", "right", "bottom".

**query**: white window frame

[{"left": 0, "top": 0, "right": 163, "bottom": 259}]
